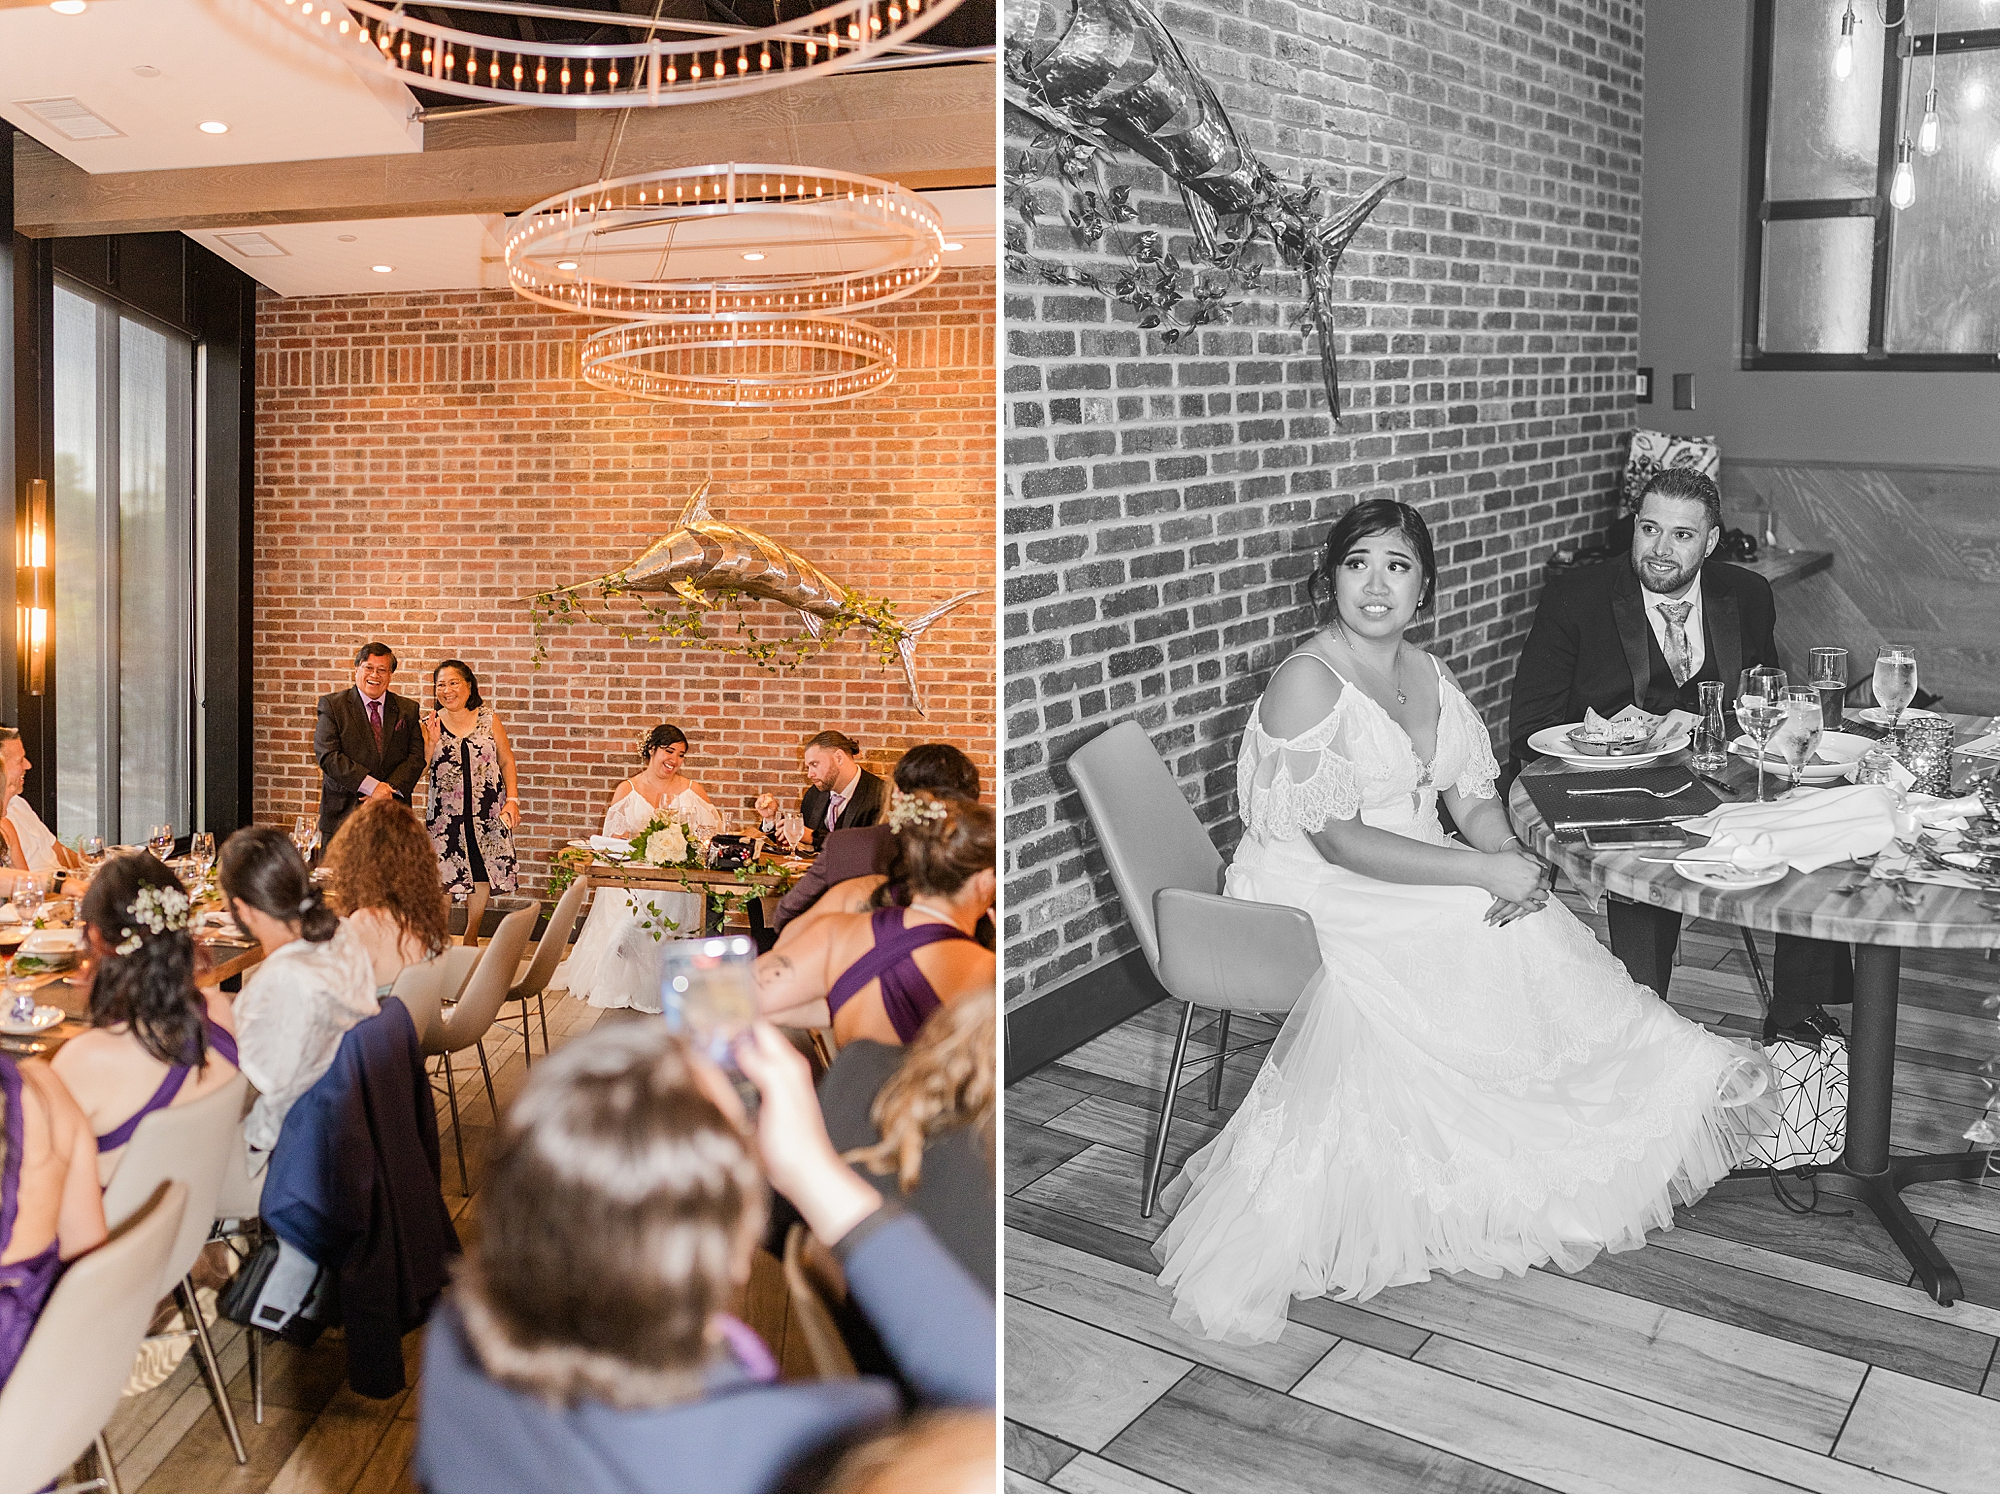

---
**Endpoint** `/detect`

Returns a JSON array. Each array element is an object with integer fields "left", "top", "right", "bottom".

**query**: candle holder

[{"left": 1894, "top": 717, "right": 1955, "bottom": 796}]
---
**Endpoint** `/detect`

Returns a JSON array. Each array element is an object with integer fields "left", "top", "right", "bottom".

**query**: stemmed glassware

[
  {"left": 1736, "top": 667, "right": 1789, "bottom": 803},
  {"left": 147, "top": 823, "right": 174, "bottom": 862},
  {"left": 778, "top": 811, "right": 805, "bottom": 853},
  {"left": 11, "top": 875, "right": 43, "bottom": 925},
  {"left": 1872, "top": 644, "right": 1918, "bottom": 731},
  {"left": 80, "top": 836, "right": 106, "bottom": 869},
  {"left": 1776, "top": 686, "right": 1825, "bottom": 796},
  {"left": 188, "top": 831, "right": 216, "bottom": 884}
]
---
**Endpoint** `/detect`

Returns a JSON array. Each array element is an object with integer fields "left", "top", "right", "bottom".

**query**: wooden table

[
  {"left": 1510, "top": 714, "right": 1999, "bottom": 1305},
  {"left": 582, "top": 861, "right": 801, "bottom": 940},
  {"left": 0, "top": 936, "right": 264, "bottom": 1058}
]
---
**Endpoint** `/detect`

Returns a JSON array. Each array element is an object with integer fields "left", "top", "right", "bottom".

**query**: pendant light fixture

[
  {"left": 1835, "top": 1, "right": 1858, "bottom": 79},
  {"left": 1917, "top": 3, "right": 1942, "bottom": 154}
]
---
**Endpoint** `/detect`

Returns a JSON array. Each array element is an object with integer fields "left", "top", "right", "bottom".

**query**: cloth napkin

[
  {"left": 1681, "top": 784, "right": 1902, "bottom": 874},
  {"left": 587, "top": 835, "right": 633, "bottom": 855}
]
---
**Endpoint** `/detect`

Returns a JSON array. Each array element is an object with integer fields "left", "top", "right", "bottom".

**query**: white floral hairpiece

[
  {"left": 117, "top": 883, "right": 191, "bottom": 956},
  {"left": 886, "top": 789, "right": 949, "bottom": 834}
]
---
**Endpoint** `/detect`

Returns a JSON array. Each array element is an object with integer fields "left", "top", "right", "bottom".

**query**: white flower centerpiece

[{"left": 626, "top": 809, "right": 706, "bottom": 940}]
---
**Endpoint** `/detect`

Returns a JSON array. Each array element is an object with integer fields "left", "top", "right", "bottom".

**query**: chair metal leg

[
  {"left": 1208, "top": 1010, "right": 1231, "bottom": 1110},
  {"left": 94, "top": 1432, "right": 123, "bottom": 1494},
  {"left": 1741, "top": 928, "right": 1773, "bottom": 1015},
  {"left": 441, "top": 1050, "right": 468, "bottom": 1195},
  {"left": 178, "top": 1277, "right": 246, "bottom": 1464},
  {"left": 1141, "top": 1002, "right": 1198, "bottom": 1219},
  {"left": 536, "top": 989, "right": 550, "bottom": 1056},
  {"left": 475, "top": 1038, "right": 499, "bottom": 1120},
  {"left": 249, "top": 1324, "right": 264, "bottom": 1423}
]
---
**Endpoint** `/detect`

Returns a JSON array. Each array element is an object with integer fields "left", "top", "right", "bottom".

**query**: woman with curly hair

[
  {"left": 755, "top": 797, "right": 993, "bottom": 1048},
  {"left": 821, "top": 989, "right": 996, "bottom": 1291},
  {"left": 322, "top": 797, "right": 451, "bottom": 994},
  {"left": 52, "top": 853, "right": 239, "bottom": 1185}
]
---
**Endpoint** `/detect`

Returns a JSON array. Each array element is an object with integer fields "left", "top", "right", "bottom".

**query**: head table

[{"left": 1509, "top": 712, "right": 1999, "bottom": 1305}]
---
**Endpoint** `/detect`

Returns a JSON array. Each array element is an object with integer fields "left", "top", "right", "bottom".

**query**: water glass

[
  {"left": 147, "top": 823, "right": 174, "bottom": 861},
  {"left": 1776, "top": 687, "right": 1824, "bottom": 793},
  {"left": 1872, "top": 644, "right": 1918, "bottom": 727},
  {"left": 80, "top": 836, "right": 106, "bottom": 868},
  {"left": 189, "top": 831, "right": 216, "bottom": 878},
  {"left": 1809, "top": 647, "right": 1848, "bottom": 730},
  {"left": 1737, "top": 667, "right": 1788, "bottom": 802},
  {"left": 779, "top": 811, "right": 805, "bottom": 852},
  {"left": 6, "top": 980, "right": 38, "bottom": 1025},
  {"left": 10, "top": 877, "right": 43, "bottom": 923},
  {"left": 1691, "top": 681, "right": 1728, "bottom": 773},
  {"left": 659, "top": 935, "right": 760, "bottom": 1069}
]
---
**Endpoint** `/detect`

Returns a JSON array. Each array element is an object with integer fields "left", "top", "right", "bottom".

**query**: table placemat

[{"left": 1520, "top": 765, "right": 1722, "bottom": 841}]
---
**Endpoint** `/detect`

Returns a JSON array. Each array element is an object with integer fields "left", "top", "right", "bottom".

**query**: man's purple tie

[
  {"left": 826, "top": 790, "right": 845, "bottom": 835},
  {"left": 368, "top": 697, "right": 384, "bottom": 755}
]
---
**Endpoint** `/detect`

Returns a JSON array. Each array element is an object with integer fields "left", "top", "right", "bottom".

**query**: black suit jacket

[
  {"left": 798, "top": 769, "right": 887, "bottom": 854},
  {"left": 1508, "top": 559, "right": 1780, "bottom": 771},
  {"left": 315, "top": 687, "right": 425, "bottom": 843}
]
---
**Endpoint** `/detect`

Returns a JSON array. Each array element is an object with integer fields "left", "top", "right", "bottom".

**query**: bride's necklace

[{"left": 1335, "top": 623, "right": 1406, "bottom": 705}]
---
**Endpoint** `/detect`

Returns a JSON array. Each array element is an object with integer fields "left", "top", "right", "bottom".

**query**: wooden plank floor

[
  {"left": 1004, "top": 897, "right": 2000, "bottom": 1494},
  {"left": 95, "top": 989, "right": 611, "bottom": 1494}
]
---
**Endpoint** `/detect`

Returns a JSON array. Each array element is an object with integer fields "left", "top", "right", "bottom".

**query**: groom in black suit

[
  {"left": 797, "top": 730, "right": 887, "bottom": 855},
  {"left": 1509, "top": 468, "right": 1852, "bottom": 1041},
  {"left": 313, "top": 641, "right": 425, "bottom": 849}
]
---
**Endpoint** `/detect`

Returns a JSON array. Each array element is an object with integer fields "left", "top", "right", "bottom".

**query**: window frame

[{"left": 1743, "top": 1, "right": 2000, "bottom": 371}]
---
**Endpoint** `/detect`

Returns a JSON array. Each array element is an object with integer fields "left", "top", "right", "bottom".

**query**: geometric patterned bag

[{"left": 1746, "top": 1035, "right": 1847, "bottom": 1170}]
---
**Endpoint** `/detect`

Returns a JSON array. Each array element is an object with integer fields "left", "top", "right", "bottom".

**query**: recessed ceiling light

[
  {"left": 131, "top": 65, "right": 161, "bottom": 79},
  {"left": 336, "top": 234, "right": 357, "bottom": 243},
  {"left": 741, "top": 252, "right": 766, "bottom": 262},
  {"left": 49, "top": 1, "right": 87, "bottom": 14},
  {"left": 371, "top": 264, "right": 394, "bottom": 273},
  {"left": 198, "top": 120, "right": 228, "bottom": 134},
  {"left": 942, "top": 242, "right": 964, "bottom": 252},
  {"left": 556, "top": 260, "right": 579, "bottom": 271}
]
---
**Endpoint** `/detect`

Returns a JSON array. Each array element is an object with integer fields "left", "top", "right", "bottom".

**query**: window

[
  {"left": 52, "top": 281, "right": 195, "bottom": 842},
  {"left": 1746, "top": 0, "right": 2000, "bottom": 368}
]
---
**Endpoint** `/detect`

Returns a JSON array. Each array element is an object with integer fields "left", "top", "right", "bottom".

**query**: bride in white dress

[
  {"left": 1155, "top": 501, "right": 1773, "bottom": 1345},
  {"left": 553, "top": 724, "right": 725, "bottom": 1013}
]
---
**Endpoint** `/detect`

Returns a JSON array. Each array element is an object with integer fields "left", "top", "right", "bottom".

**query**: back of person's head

[
  {"left": 814, "top": 1412, "right": 996, "bottom": 1494},
  {"left": 881, "top": 796, "right": 995, "bottom": 900},
  {"left": 455, "top": 1023, "right": 768, "bottom": 1408},
  {"left": 322, "top": 798, "right": 449, "bottom": 960},
  {"left": 220, "top": 825, "right": 339, "bottom": 943},
  {"left": 847, "top": 988, "right": 995, "bottom": 1192},
  {"left": 892, "top": 744, "right": 980, "bottom": 802},
  {"left": 79, "top": 852, "right": 205, "bottom": 1067}
]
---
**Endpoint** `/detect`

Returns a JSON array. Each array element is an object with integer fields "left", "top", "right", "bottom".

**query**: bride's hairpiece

[
  {"left": 887, "top": 789, "right": 949, "bottom": 834},
  {"left": 117, "top": 883, "right": 191, "bottom": 956}
]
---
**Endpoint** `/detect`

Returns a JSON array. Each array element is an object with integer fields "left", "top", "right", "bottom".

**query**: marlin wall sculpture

[
  {"left": 533, "top": 482, "right": 977, "bottom": 717},
  {"left": 1005, "top": 0, "right": 1403, "bottom": 421}
]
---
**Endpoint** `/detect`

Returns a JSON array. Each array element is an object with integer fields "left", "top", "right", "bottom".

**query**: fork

[{"left": 1569, "top": 782, "right": 1696, "bottom": 799}]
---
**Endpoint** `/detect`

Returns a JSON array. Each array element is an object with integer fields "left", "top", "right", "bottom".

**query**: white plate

[
  {"left": 0, "top": 1004, "right": 65, "bottom": 1036},
  {"left": 1851, "top": 706, "right": 1941, "bottom": 726},
  {"left": 1673, "top": 856, "right": 1788, "bottom": 890},
  {"left": 1729, "top": 729, "right": 1872, "bottom": 786},
  {"left": 1528, "top": 723, "right": 1683, "bottom": 770}
]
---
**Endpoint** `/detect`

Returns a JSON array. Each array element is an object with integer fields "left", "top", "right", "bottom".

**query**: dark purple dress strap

[
  {"left": 205, "top": 1018, "right": 239, "bottom": 1070},
  {"left": 94, "top": 1018, "right": 238, "bottom": 1153},
  {"left": 824, "top": 908, "right": 977, "bottom": 1044},
  {"left": 0, "top": 1054, "right": 64, "bottom": 1389}
]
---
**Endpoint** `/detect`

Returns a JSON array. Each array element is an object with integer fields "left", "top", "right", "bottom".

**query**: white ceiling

[
  {"left": 185, "top": 188, "right": 998, "bottom": 297},
  {"left": 0, "top": 0, "right": 420, "bottom": 172}
]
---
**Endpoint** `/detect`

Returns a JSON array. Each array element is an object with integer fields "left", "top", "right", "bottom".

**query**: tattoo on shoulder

[{"left": 757, "top": 955, "right": 793, "bottom": 987}]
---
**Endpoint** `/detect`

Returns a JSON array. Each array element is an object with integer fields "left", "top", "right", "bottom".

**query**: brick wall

[
  {"left": 253, "top": 269, "right": 995, "bottom": 888},
  {"left": 1004, "top": 2, "right": 1644, "bottom": 1005}
]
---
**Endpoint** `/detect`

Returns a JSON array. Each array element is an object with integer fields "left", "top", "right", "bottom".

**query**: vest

[{"left": 1640, "top": 613, "right": 1723, "bottom": 715}]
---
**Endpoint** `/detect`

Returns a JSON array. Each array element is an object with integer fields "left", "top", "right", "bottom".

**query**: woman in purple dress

[
  {"left": 421, "top": 659, "right": 520, "bottom": 898},
  {"left": 0, "top": 1051, "right": 106, "bottom": 1387}
]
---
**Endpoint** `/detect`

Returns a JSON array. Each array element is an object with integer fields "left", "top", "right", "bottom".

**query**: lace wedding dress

[
  {"left": 552, "top": 786, "right": 725, "bottom": 1014},
  {"left": 1154, "top": 652, "right": 1774, "bottom": 1344}
]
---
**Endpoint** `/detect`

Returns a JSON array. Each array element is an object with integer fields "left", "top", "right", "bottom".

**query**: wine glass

[
  {"left": 1737, "top": 667, "right": 1788, "bottom": 803},
  {"left": 1776, "top": 687, "right": 1824, "bottom": 795},
  {"left": 1872, "top": 644, "right": 1918, "bottom": 730},
  {"left": 147, "top": 823, "right": 174, "bottom": 862},
  {"left": 189, "top": 831, "right": 216, "bottom": 882},
  {"left": 81, "top": 836, "right": 107, "bottom": 869},
  {"left": 292, "top": 814, "right": 314, "bottom": 856},
  {"left": 779, "top": 811, "right": 805, "bottom": 853},
  {"left": 11, "top": 875, "right": 43, "bottom": 925}
]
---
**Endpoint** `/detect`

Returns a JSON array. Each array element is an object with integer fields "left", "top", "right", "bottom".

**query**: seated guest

[
  {"left": 762, "top": 732, "right": 886, "bottom": 858},
  {"left": 824, "top": 990, "right": 995, "bottom": 1293},
  {"left": 770, "top": 745, "right": 979, "bottom": 936},
  {"left": 52, "top": 854, "right": 238, "bottom": 1186},
  {"left": 0, "top": 727, "right": 72, "bottom": 876},
  {"left": 1508, "top": 467, "right": 1851, "bottom": 1040},
  {"left": 0, "top": 1051, "right": 106, "bottom": 1388},
  {"left": 413, "top": 1022, "right": 995, "bottom": 1494},
  {"left": 757, "top": 799, "right": 994, "bottom": 1048},
  {"left": 322, "top": 797, "right": 451, "bottom": 995},
  {"left": 554, "top": 724, "right": 725, "bottom": 1014},
  {"left": 421, "top": 658, "right": 521, "bottom": 899},
  {"left": 218, "top": 826, "right": 378, "bottom": 1153}
]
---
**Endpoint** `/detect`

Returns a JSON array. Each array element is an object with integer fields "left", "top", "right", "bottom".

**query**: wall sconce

[{"left": 18, "top": 479, "right": 50, "bottom": 696}]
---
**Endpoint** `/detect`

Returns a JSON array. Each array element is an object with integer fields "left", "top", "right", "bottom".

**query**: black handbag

[{"left": 217, "top": 1235, "right": 334, "bottom": 1346}]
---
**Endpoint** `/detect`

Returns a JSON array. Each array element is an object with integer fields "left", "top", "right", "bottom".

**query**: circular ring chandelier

[
  {"left": 506, "top": 163, "right": 944, "bottom": 321},
  {"left": 267, "top": 0, "right": 969, "bottom": 108},
  {"left": 579, "top": 317, "right": 897, "bottom": 409}
]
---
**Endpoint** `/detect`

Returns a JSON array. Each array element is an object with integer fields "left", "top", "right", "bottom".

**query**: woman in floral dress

[{"left": 422, "top": 660, "right": 520, "bottom": 897}]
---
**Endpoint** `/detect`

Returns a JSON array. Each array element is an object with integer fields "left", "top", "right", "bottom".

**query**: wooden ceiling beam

[{"left": 13, "top": 63, "right": 994, "bottom": 237}]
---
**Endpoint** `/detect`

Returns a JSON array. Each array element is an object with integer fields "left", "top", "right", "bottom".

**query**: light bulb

[
  {"left": 1918, "top": 87, "right": 1941, "bottom": 154},
  {"left": 1835, "top": 3, "right": 1857, "bottom": 79},
  {"left": 1890, "top": 138, "right": 1916, "bottom": 209}
]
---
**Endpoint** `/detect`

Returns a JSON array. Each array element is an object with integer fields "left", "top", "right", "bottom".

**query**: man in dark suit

[
  {"left": 314, "top": 641, "right": 425, "bottom": 850},
  {"left": 793, "top": 730, "right": 886, "bottom": 856},
  {"left": 1509, "top": 468, "right": 1851, "bottom": 1041}
]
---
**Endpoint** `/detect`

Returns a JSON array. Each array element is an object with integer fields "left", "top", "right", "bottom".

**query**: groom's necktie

[
  {"left": 826, "top": 788, "right": 847, "bottom": 835},
  {"left": 1660, "top": 601, "right": 1695, "bottom": 686},
  {"left": 367, "top": 698, "right": 385, "bottom": 755}
]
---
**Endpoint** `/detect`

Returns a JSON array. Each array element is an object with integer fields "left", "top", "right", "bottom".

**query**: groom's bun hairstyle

[
  {"left": 1307, "top": 499, "right": 1438, "bottom": 617},
  {"left": 1637, "top": 468, "right": 1723, "bottom": 532}
]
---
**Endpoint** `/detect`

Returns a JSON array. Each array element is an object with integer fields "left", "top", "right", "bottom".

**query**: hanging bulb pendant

[
  {"left": 1890, "top": 138, "right": 1917, "bottom": 210},
  {"left": 1918, "top": 86, "right": 1942, "bottom": 155},
  {"left": 1835, "top": 2, "right": 1857, "bottom": 80}
]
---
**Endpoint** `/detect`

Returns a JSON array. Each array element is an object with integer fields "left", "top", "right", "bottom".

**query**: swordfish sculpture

[{"left": 539, "top": 481, "right": 978, "bottom": 718}]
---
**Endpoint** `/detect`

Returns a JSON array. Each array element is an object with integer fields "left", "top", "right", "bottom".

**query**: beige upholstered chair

[
  {"left": 100, "top": 1074, "right": 253, "bottom": 1463},
  {"left": 0, "top": 1181, "right": 188, "bottom": 1494},
  {"left": 1068, "top": 720, "right": 1324, "bottom": 1216},
  {"left": 422, "top": 904, "right": 538, "bottom": 1191},
  {"left": 499, "top": 875, "right": 588, "bottom": 1065}
]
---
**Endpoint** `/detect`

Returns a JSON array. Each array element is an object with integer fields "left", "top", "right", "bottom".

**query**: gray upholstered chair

[{"left": 1068, "top": 719, "right": 1324, "bottom": 1216}]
